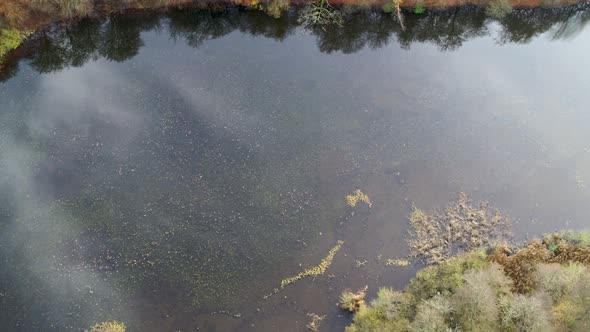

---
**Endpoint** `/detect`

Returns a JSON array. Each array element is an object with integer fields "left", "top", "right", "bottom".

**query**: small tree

[{"left": 298, "top": 0, "right": 343, "bottom": 29}]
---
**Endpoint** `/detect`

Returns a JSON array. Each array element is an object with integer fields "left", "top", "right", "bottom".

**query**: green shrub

[
  {"left": 561, "top": 231, "right": 590, "bottom": 247},
  {"left": 413, "top": 5, "right": 425, "bottom": 14},
  {"left": 345, "top": 305, "right": 409, "bottom": 332},
  {"left": 0, "top": 28, "right": 28, "bottom": 62},
  {"left": 410, "top": 295, "right": 452, "bottom": 332},
  {"left": 370, "top": 288, "right": 410, "bottom": 321},
  {"left": 405, "top": 250, "right": 488, "bottom": 304},
  {"left": 486, "top": 0, "right": 512, "bottom": 19},
  {"left": 340, "top": 286, "right": 368, "bottom": 313},
  {"left": 382, "top": 3, "right": 395, "bottom": 13}
]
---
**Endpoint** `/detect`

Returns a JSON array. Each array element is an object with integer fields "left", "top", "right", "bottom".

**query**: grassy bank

[{"left": 345, "top": 231, "right": 590, "bottom": 332}]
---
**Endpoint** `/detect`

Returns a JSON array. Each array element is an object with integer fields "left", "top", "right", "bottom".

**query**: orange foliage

[
  {"left": 0, "top": 1, "right": 28, "bottom": 26},
  {"left": 490, "top": 240, "right": 590, "bottom": 294}
]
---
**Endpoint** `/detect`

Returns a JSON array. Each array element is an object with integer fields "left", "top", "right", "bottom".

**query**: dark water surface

[{"left": 2, "top": 5, "right": 590, "bottom": 331}]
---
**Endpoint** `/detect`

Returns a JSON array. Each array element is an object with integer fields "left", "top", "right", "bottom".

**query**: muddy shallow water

[{"left": 1, "top": 6, "right": 590, "bottom": 331}]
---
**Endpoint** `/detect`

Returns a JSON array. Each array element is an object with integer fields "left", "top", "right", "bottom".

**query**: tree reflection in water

[{"left": 1, "top": 3, "right": 589, "bottom": 80}]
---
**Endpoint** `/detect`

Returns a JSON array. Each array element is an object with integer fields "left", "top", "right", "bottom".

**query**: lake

[{"left": 1, "top": 5, "right": 590, "bottom": 331}]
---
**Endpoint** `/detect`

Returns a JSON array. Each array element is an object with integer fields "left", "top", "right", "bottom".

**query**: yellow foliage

[
  {"left": 346, "top": 190, "right": 372, "bottom": 208},
  {"left": 86, "top": 321, "right": 126, "bottom": 332},
  {"left": 280, "top": 240, "right": 344, "bottom": 288},
  {"left": 0, "top": 28, "right": 31, "bottom": 63},
  {"left": 553, "top": 299, "right": 582, "bottom": 329},
  {"left": 262, "top": 0, "right": 289, "bottom": 18}
]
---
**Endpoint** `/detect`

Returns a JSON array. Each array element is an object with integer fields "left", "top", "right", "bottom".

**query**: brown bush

[{"left": 489, "top": 240, "right": 553, "bottom": 293}]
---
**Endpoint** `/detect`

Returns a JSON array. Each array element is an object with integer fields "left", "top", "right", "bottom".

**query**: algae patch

[
  {"left": 280, "top": 240, "right": 344, "bottom": 289},
  {"left": 86, "top": 321, "right": 126, "bottom": 332},
  {"left": 346, "top": 190, "right": 372, "bottom": 208}
]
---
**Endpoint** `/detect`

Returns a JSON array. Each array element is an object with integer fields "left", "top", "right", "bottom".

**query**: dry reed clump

[
  {"left": 340, "top": 286, "right": 368, "bottom": 312},
  {"left": 408, "top": 192, "right": 511, "bottom": 265},
  {"left": 306, "top": 313, "right": 326, "bottom": 331},
  {"left": 86, "top": 321, "right": 126, "bottom": 332},
  {"left": 280, "top": 240, "right": 344, "bottom": 289}
]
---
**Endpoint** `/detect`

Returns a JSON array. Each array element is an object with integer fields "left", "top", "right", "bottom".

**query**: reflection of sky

[{"left": 2, "top": 13, "right": 590, "bottom": 330}]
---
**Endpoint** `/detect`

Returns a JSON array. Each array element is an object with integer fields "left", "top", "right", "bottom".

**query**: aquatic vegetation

[
  {"left": 413, "top": 4, "right": 426, "bottom": 14},
  {"left": 86, "top": 321, "right": 126, "bottom": 332},
  {"left": 340, "top": 285, "right": 368, "bottom": 312},
  {"left": 306, "top": 313, "right": 326, "bottom": 331},
  {"left": 280, "top": 240, "right": 344, "bottom": 289},
  {"left": 346, "top": 235, "right": 590, "bottom": 332},
  {"left": 346, "top": 190, "right": 372, "bottom": 208},
  {"left": 385, "top": 258, "right": 410, "bottom": 267},
  {"left": 209, "top": 310, "right": 243, "bottom": 318},
  {"left": 486, "top": 0, "right": 512, "bottom": 18},
  {"left": 407, "top": 192, "right": 511, "bottom": 264}
]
